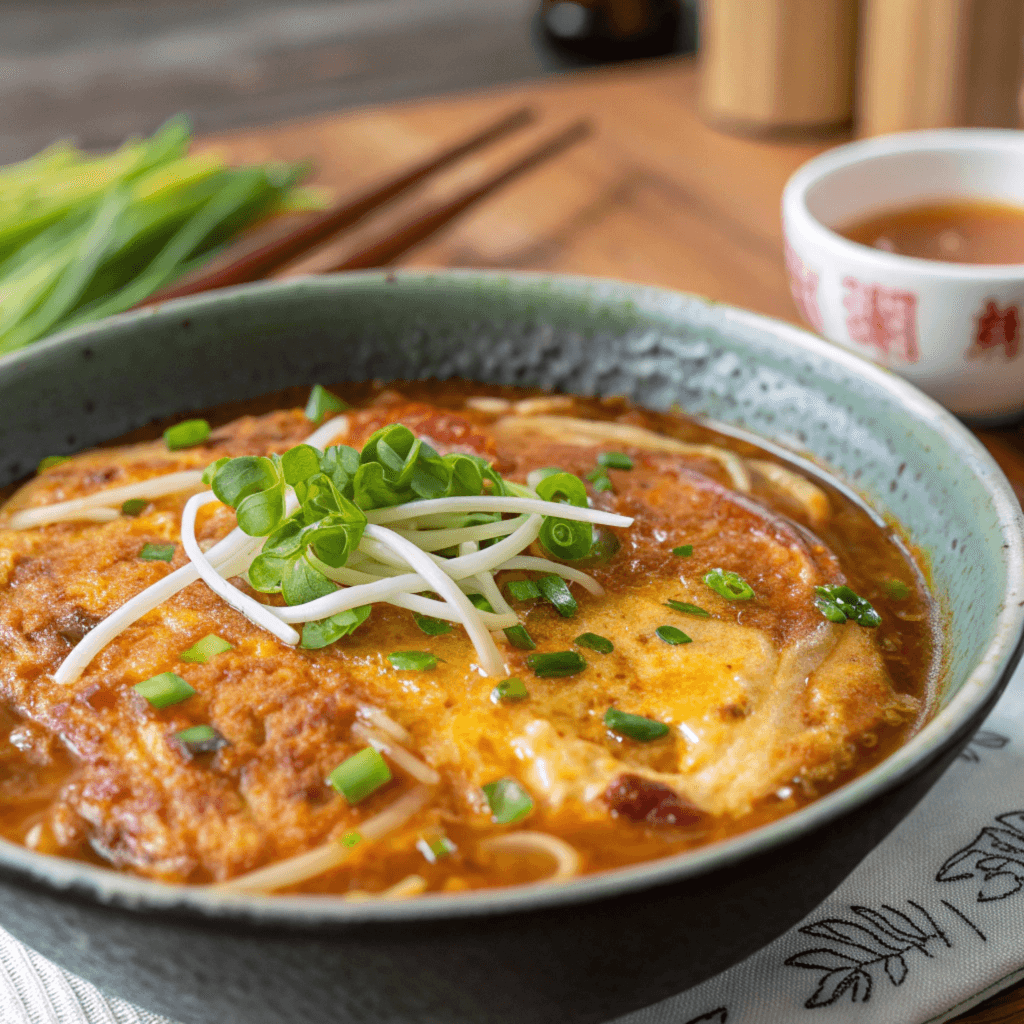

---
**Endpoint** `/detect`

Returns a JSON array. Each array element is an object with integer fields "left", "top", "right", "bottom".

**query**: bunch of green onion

[{"left": 0, "top": 115, "right": 316, "bottom": 355}]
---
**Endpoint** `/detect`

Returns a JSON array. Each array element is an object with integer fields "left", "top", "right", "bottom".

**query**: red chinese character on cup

[
  {"left": 970, "top": 300, "right": 1020, "bottom": 358},
  {"left": 842, "top": 277, "right": 919, "bottom": 363},
  {"left": 784, "top": 242, "right": 823, "bottom": 333}
]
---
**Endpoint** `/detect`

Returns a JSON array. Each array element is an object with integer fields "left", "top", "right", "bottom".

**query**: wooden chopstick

[
  {"left": 316, "top": 119, "right": 593, "bottom": 273},
  {"left": 137, "top": 105, "right": 536, "bottom": 306}
]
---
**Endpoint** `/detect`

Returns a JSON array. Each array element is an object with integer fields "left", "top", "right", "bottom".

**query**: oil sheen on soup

[{"left": 0, "top": 383, "right": 935, "bottom": 897}]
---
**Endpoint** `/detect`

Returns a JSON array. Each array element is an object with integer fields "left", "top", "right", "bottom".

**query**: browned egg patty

[{"left": 0, "top": 395, "right": 919, "bottom": 887}]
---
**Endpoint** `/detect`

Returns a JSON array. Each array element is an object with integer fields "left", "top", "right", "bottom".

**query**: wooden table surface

[{"left": 197, "top": 56, "right": 1022, "bottom": 1024}]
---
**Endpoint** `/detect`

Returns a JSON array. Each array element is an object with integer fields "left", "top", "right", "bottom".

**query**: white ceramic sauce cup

[{"left": 782, "top": 129, "right": 1024, "bottom": 422}]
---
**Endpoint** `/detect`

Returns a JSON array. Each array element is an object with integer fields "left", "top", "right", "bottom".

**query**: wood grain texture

[{"left": 193, "top": 57, "right": 1024, "bottom": 1022}]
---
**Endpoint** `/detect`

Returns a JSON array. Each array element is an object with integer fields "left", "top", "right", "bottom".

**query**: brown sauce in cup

[{"left": 839, "top": 200, "right": 1024, "bottom": 264}]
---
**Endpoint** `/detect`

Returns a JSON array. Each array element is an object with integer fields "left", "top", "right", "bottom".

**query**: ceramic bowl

[
  {"left": 782, "top": 129, "right": 1024, "bottom": 423},
  {"left": 0, "top": 271, "right": 1021, "bottom": 1024}
]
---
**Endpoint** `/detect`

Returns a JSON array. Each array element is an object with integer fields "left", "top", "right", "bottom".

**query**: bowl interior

[{"left": 0, "top": 270, "right": 1020, "bottom": 920}]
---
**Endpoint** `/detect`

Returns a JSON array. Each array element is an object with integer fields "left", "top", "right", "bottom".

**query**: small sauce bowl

[{"left": 782, "top": 129, "right": 1024, "bottom": 423}]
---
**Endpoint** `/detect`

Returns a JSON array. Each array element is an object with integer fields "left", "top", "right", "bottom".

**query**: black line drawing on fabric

[
  {"left": 940, "top": 899, "right": 987, "bottom": 941},
  {"left": 936, "top": 810, "right": 1024, "bottom": 902},
  {"left": 682, "top": 1010, "right": 728, "bottom": 1024},
  {"left": 958, "top": 729, "right": 1010, "bottom": 762},
  {"left": 785, "top": 900, "right": 953, "bottom": 1007}
]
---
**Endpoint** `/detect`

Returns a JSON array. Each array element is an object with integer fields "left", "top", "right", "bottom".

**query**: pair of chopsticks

[{"left": 139, "top": 108, "right": 591, "bottom": 306}]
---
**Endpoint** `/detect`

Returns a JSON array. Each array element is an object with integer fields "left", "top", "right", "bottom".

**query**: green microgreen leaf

[
  {"left": 883, "top": 579, "right": 912, "bottom": 601},
  {"left": 180, "top": 634, "right": 232, "bottom": 663},
  {"left": 281, "top": 553, "right": 336, "bottom": 606},
  {"left": 505, "top": 579, "right": 542, "bottom": 602},
  {"left": 414, "top": 614, "right": 453, "bottom": 636},
  {"left": 704, "top": 568, "right": 755, "bottom": 601},
  {"left": 300, "top": 605, "right": 371, "bottom": 649},
  {"left": 201, "top": 457, "right": 230, "bottom": 486},
  {"left": 603, "top": 707, "right": 669, "bottom": 742},
  {"left": 526, "top": 650, "right": 586, "bottom": 677},
  {"left": 328, "top": 747, "right": 391, "bottom": 804},
  {"left": 211, "top": 454, "right": 279, "bottom": 509},
  {"left": 672, "top": 544, "right": 693, "bottom": 557},
  {"left": 586, "top": 467, "right": 613, "bottom": 492},
  {"left": 598, "top": 451, "right": 633, "bottom": 470},
  {"left": 121, "top": 498, "right": 148, "bottom": 516},
  {"left": 575, "top": 632, "right": 613, "bottom": 654},
  {"left": 503, "top": 625, "right": 536, "bottom": 650},
  {"left": 416, "top": 834, "right": 456, "bottom": 862},
  {"left": 814, "top": 585, "right": 882, "bottom": 628},
  {"left": 388, "top": 650, "right": 439, "bottom": 671},
  {"left": 665, "top": 599, "right": 710, "bottom": 618},
  {"left": 37, "top": 455, "right": 70, "bottom": 472},
  {"left": 304, "top": 384, "right": 347, "bottom": 425},
  {"left": 656, "top": 625, "right": 692, "bottom": 645},
  {"left": 482, "top": 778, "right": 533, "bottom": 824},
  {"left": 537, "top": 574, "right": 578, "bottom": 617},
  {"left": 175, "top": 724, "right": 228, "bottom": 754},
  {"left": 491, "top": 677, "right": 529, "bottom": 703},
  {"left": 164, "top": 418, "right": 210, "bottom": 450},
  {"left": 134, "top": 672, "right": 195, "bottom": 708},
  {"left": 281, "top": 444, "right": 321, "bottom": 487},
  {"left": 139, "top": 542, "right": 175, "bottom": 561}
]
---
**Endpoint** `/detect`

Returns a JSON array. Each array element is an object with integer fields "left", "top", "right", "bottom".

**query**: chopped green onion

[
  {"left": 598, "top": 451, "right": 633, "bottom": 470},
  {"left": 814, "top": 585, "right": 882, "bottom": 628},
  {"left": 704, "top": 568, "right": 755, "bottom": 601},
  {"left": 482, "top": 778, "right": 533, "bottom": 824},
  {"left": 575, "top": 632, "right": 613, "bottom": 654},
  {"left": 672, "top": 544, "right": 693, "bottom": 557},
  {"left": 468, "top": 593, "right": 495, "bottom": 613},
  {"left": 492, "top": 677, "right": 529, "bottom": 703},
  {"left": 665, "top": 600, "right": 710, "bottom": 618},
  {"left": 134, "top": 672, "right": 195, "bottom": 708},
  {"left": 120, "top": 498, "right": 148, "bottom": 516},
  {"left": 526, "top": 650, "right": 586, "bottom": 678},
  {"left": 164, "top": 418, "right": 211, "bottom": 450},
  {"left": 305, "top": 384, "right": 347, "bottom": 424},
  {"left": 37, "top": 455, "right": 70, "bottom": 472},
  {"left": 417, "top": 835, "right": 456, "bottom": 863},
  {"left": 503, "top": 625, "right": 537, "bottom": 650},
  {"left": 179, "top": 634, "right": 232, "bottom": 664},
  {"left": 139, "top": 542, "right": 175, "bottom": 562},
  {"left": 537, "top": 574, "right": 578, "bottom": 617},
  {"left": 342, "top": 831, "right": 363, "bottom": 848},
  {"left": 387, "top": 651, "right": 439, "bottom": 671},
  {"left": 505, "top": 579, "right": 542, "bottom": 602},
  {"left": 174, "top": 724, "right": 227, "bottom": 754},
  {"left": 328, "top": 747, "right": 392, "bottom": 804},
  {"left": 656, "top": 625, "right": 692, "bottom": 645},
  {"left": 604, "top": 707, "right": 669, "bottom": 742},
  {"left": 301, "top": 605, "right": 371, "bottom": 649},
  {"left": 414, "top": 614, "right": 453, "bottom": 636},
  {"left": 883, "top": 579, "right": 912, "bottom": 601},
  {"left": 586, "top": 467, "right": 613, "bottom": 492}
]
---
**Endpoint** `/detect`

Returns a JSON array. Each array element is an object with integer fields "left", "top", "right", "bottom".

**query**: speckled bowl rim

[{"left": 0, "top": 270, "right": 1021, "bottom": 926}]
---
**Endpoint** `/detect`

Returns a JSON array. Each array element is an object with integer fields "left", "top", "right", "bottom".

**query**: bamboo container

[
  {"left": 858, "top": 0, "right": 1024, "bottom": 136},
  {"left": 698, "top": 0, "right": 859, "bottom": 134}
]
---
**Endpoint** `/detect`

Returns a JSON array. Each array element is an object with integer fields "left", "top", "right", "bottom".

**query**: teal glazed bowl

[{"left": 0, "top": 272, "right": 1021, "bottom": 1024}]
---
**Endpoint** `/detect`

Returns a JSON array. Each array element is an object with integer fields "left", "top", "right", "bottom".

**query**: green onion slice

[
  {"left": 883, "top": 579, "right": 912, "bottom": 601},
  {"left": 604, "top": 707, "right": 670, "bottom": 742},
  {"left": 492, "top": 677, "right": 529, "bottom": 703},
  {"left": 704, "top": 568, "right": 754, "bottom": 601},
  {"left": 814, "top": 584, "right": 882, "bottom": 628},
  {"left": 417, "top": 835, "right": 456, "bottom": 863},
  {"left": 526, "top": 650, "right": 586, "bottom": 677},
  {"left": 139, "top": 542, "right": 175, "bottom": 562},
  {"left": 164, "top": 418, "right": 211, "bottom": 450},
  {"left": 387, "top": 650, "right": 439, "bottom": 671},
  {"left": 598, "top": 451, "right": 633, "bottom": 470},
  {"left": 503, "top": 625, "right": 537, "bottom": 650},
  {"left": 328, "top": 747, "right": 392, "bottom": 804},
  {"left": 305, "top": 384, "right": 347, "bottom": 425},
  {"left": 482, "top": 778, "right": 533, "bottom": 824},
  {"left": 665, "top": 599, "right": 710, "bottom": 618},
  {"left": 301, "top": 605, "right": 371, "bottom": 649},
  {"left": 672, "top": 544, "right": 693, "bottom": 557},
  {"left": 120, "top": 498, "right": 148, "bottom": 516},
  {"left": 537, "top": 574, "right": 578, "bottom": 617},
  {"left": 180, "top": 634, "right": 233, "bottom": 664},
  {"left": 575, "top": 632, "right": 613, "bottom": 654},
  {"left": 656, "top": 625, "right": 692, "bottom": 645},
  {"left": 586, "top": 467, "right": 613, "bottom": 493},
  {"left": 414, "top": 614, "right": 453, "bottom": 636},
  {"left": 134, "top": 672, "right": 195, "bottom": 708},
  {"left": 175, "top": 724, "right": 228, "bottom": 754},
  {"left": 37, "top": 455, "right": 70, "bottom": 472},
  {"left": 342, "top": 831, "right": 363, "bottom": 848},
  {"left": 505, "top": 579, "right": 542, "bottom": 602}
]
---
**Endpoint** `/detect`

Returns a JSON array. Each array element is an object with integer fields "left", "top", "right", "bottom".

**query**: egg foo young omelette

[{"left": 0, "top": 383, "right": 933, "bottom": 896}]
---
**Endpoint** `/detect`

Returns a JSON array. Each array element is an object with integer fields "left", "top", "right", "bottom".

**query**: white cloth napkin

[{"left": 4, "top": 664, "right": 1024, "bottom": 1024}]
